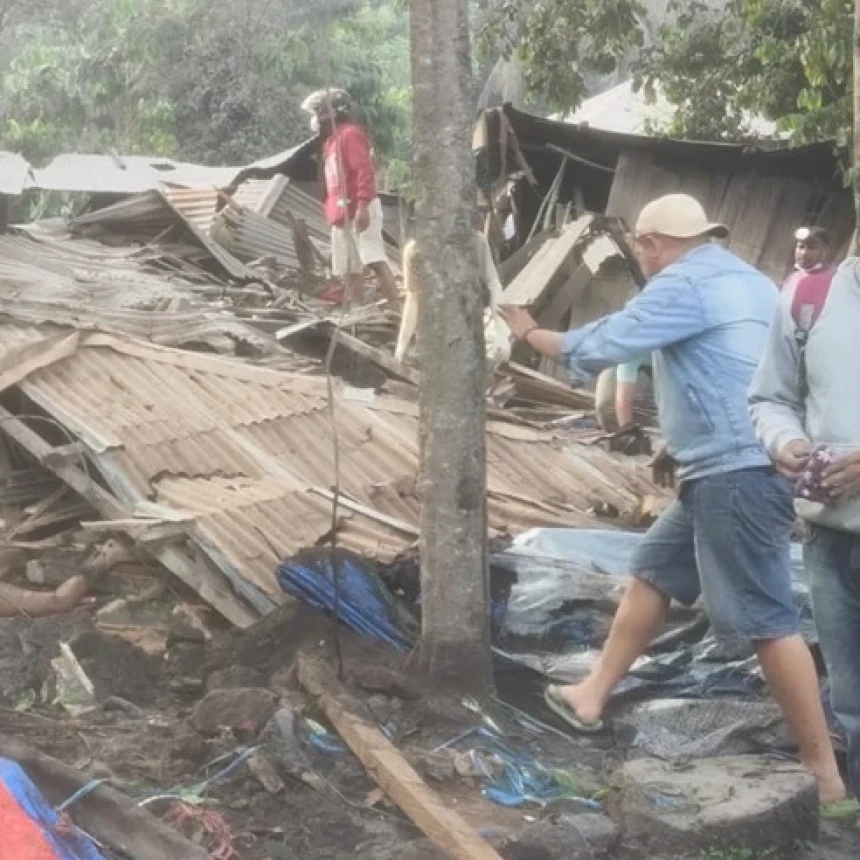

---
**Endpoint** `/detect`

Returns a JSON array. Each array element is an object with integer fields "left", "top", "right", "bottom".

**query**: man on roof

[
  {"left": 783, "top": 226, "right": 835, "bottom": 293},
  {"left": 301, "top": 88, "right": 398, "bottom": 304},
  {"left": 500, "top": 193, "right": 845, "bottom": 803}
]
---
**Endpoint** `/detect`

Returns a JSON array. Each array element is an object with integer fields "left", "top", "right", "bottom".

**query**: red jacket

[{"left": 323, "top": 122, "right": 376, "bottom": 226}]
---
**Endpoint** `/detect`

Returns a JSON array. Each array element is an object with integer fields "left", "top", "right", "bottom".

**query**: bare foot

[
  {"left": 558, "top": 680, "right": 607, "bottom": 726},
  {"left": 816, "top": 772, "right": 847, "bottom": 804}
]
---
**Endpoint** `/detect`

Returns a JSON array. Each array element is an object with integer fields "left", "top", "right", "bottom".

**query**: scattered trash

[{"left": 50, "top": 642, "right": 96, "bottom": 716}]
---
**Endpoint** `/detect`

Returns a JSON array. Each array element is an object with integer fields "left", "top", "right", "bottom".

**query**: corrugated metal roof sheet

[
  {"left": 0, "top": 152, "right": 33, "bottom": 196},
  {"left": 11, "top": 138, "right": 317, "bottom": 197},
  {"left": 0, "top": 225, "right": 287, "bottom": 356},
  {"left": 0, "top": 328, "right": 667, "bottom": 626}
]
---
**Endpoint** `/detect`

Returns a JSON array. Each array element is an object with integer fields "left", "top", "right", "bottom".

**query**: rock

[
  {"left": 248, "top": 751, "right": 285, "bottom": 794},
  {"left": 346, "top": 664, "right": 420, "bottom": 700},
  {"left": 362, "top": 840, "right": 448, "bottom": 860},
  {"left": 206, "top": 666, "right": 265, "bottom": 692},
  {"left": 556, "top": 813, "right": 619, "bottom": 856},
  {"left": 167, "top": 617, "right": 206, "bottom": 647},
  {"left": 506, "top": 817, "right": 613, "bottom": 860},
  {"left": 257, "top": 707, "right": 312, "bottom": 776},
  {"left": 408, "top": 750, "right": 457, "bottom": 784},
  {"left": 366, "top": 693, "right": 401, "bottom": 726},
  {"left": 619, "top": 755, "right": 818, "bottom": 854},
  {"left": 192, "top": 687, "right": 278, "bottom": 736}
]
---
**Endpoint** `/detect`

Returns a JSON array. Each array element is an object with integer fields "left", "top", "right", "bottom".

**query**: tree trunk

[
  {"left": 853, "top": 0, "right": 860, "bottom": 254},
  {"left": 409, "top": 0, "right": 492, "bottom": 692}
]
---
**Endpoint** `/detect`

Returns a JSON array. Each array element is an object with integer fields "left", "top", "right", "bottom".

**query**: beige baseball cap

[{"left": 635, "top": 194, "right": 729, "bottom": 240}]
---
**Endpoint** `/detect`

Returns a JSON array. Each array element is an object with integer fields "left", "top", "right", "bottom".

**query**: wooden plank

[
  {"left": 297, "top": 655, "right": 505, "bottom": 860},
  {"left": 505, "top": 362, "right": 595, "bottom": 410},
  {"left": 502, "top": 215, "right": 592, "bottom": 307},
  {"left": 330, "top": 329, "right": 421, "bottom": 386},
  {"left": 309, "top": 487, "right": 420, "bottom": 537},
  {"left": 497, "top": 232, "right": 552, "bottom": 286}
]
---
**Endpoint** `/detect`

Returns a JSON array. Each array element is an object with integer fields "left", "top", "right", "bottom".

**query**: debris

[
  {"left": 206, "top": 666, "right": 267, "bottom": 693},
  {"left": 297, "top": 653, "right": 506, "bottom": 860},
  {"left": 619, "top": 755, "right": 819, "bottom": 854},
  {"left": 257, "top": 707, "right": 313, "bottom": 777},
  {"left": 0, "top": 734, "right": 210, "bottom": 860},
  {"left": 615, "top": 698, "right": 789, "bottom": 759},
  {"left": 345, "top": 664, "right": 421, "bottom": 700},
  {"left": 0, "top": 757, "right": 106, "bottom": 860},
  {"left": 247, "top": 751, "right": 284, "bottom": 795},
  {"left": 50, "top": 642, "right": 96, "bottom": 715},
  {"left": 505, "top": 816, "right": 617, "bottom": 860},
  {"left": 191, "top": 688, "right": 279, "bottom": 737}
]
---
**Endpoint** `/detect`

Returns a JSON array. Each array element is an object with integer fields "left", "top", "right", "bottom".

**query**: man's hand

[
  {"left": 498, "top": 305, "right": 538, "bottom": 340},
  {"left": 775, "top": 439, "right": 813, "bottom": 481},
  {"left": 822, "top": 450, "right": 860, "bottom": 502},
  {"left": 354, "top": 203, "right": 370, "bottom": 233},
  {"left": 650, "top": 445, "right": 676, "bottom": 489}
]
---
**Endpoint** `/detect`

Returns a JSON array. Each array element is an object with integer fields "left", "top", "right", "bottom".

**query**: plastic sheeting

[
  {"left": 0, "top": 759, "right": 106, "bottom": 860},
  {"left": 276, "top": 530, "right": 817, "bottom": 760}
]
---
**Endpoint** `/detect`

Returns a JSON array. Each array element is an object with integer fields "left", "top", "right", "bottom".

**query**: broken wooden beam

[
  {"left": 297, "top": 654, "right": 505, "bottom": 860},
  {"left": 328, "top": 328, "right": 420, "bottom": 385}
]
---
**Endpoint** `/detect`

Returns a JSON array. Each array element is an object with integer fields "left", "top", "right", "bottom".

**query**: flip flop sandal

[
  {"left": 544, "top": 685, "right": 604, "bottom": 734},
  {"left": 820, "top": 798, "right": 860, "bottom": 821}
]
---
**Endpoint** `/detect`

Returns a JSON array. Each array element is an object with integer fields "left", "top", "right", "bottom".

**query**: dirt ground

[{"left": 0, "top": 599, "right": 856, "bottom": 860}]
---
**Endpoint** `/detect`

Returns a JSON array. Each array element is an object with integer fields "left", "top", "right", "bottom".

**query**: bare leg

[
  {"left": 369, "top": 261, "right": 399, "bottom": 302},
  {"left": 558, "top": 577, "right": 669, "bottom": 724},
  {"left": 757, "top": 636, "right": 846, "bottom": 802}
]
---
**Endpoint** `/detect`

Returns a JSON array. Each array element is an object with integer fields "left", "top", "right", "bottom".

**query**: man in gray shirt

[{"left": 750, "top": 258, "right": 860, "bottom": 797}]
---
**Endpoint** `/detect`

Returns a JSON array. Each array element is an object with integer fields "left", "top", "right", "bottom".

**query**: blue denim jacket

[{"left": 560, "top": 243, "right": 776, "bottom": 481}]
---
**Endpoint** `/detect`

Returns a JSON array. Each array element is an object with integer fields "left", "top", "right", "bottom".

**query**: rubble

[
  {"left": 3, "top": 137, "right": 843, "bottom": 860},
  {"left": 191, "top": 687, "right": 279, "bottom": 736}
]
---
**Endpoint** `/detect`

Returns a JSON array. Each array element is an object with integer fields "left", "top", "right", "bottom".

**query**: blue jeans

[
  {"left": 631, "top": 467, "right": 799, "bottom": 643},
  {"left": 805, "top": 526, "right": 860, "bottom": 794}
]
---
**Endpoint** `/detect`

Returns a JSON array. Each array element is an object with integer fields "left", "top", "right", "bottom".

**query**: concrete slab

[{"left": 619, "top": 755, "right": 818, "bottom": 854}]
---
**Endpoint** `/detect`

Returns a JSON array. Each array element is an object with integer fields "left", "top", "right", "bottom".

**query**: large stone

[
  {"left": 557, "top": 813, "right": 620, "bottom": 856},
  {"left": 192, "top": 687, "right": 278, "bottom": 736},
  {"left": 506, "top": 815, "right": 619, "bottom": 860},
  {"left": 206, "top": 666, "right": 265, "bottom": 692},
  {"left": 619, "top": 755, "right": 818, "bottom": 854}
]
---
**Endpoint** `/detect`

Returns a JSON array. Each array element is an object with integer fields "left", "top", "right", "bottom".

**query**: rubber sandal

[
  {"left": 544, "top": 685, "right": 604, "bottom": 734},
  {"left": 820, "top": 798, "right": 860, "bottom": 821}
]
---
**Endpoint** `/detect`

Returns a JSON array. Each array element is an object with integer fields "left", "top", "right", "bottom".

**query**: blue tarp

[{"left": 0, "top": 758, "right": 106, "bottom": 860}]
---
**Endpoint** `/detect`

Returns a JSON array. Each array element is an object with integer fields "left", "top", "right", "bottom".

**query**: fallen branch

[{"left": 296, "top": 654, "right": 504, "bottom": 860}]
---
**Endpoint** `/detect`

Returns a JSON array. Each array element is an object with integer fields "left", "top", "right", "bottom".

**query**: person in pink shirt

[
  {"left": 302, "top": 89, "right": 398, "bottom": 304},
  {"left": 783, "top": 227, "right": 835, "bottom": 293}
]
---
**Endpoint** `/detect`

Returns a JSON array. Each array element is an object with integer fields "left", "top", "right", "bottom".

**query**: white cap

[{"left": 635, "top": 194, "right": 728, "bottom": 240}]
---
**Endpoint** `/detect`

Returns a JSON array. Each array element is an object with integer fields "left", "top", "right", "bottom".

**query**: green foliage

[
  {"left": 634, "top": 0, "right": 852, "bottom": 147},
  {"left": 477, "top": 0, "right": 645, "bottom": 114},
  {"left": 481, "top": 0, "right": 851, "bottom": 154},
  {"left": 0, "top": 0, "right": 411, "bottom": 180}
]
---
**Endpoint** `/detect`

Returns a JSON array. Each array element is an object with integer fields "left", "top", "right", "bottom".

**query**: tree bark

[
  {"left": 853, "top": 0, "right": 860, "bottom": 254},
  {"left": 410, "top": 0, "right": 492, "bottom": 692}
]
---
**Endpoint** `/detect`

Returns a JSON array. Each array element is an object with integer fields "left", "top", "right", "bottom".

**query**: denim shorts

[{"left": 631, "top": 467, "right": 799, "bottom": 643}]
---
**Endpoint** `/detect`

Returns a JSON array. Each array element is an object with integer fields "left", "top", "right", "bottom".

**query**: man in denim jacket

[{"left": 501, "top": 194, "right": 844, "bottom": 801}]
